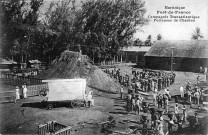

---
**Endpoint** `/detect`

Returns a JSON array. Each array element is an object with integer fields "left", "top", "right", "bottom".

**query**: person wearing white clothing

[
  {"left": 153, "top": 88, "right": 158, "bottom": 106},
  {"left": 120, "top": 86, "right": 124, "bottom": 99},
  {"left": 180, "top": 85, "right": 184, "bottom": 98},
  {"left": 87, "top": 91, "right": 93, "bottom": 107},
  {"left": 22, "top": 84, "right": 27, "bottom": 99},
  {"left": 174, "top": 103, "right": 179, "bottom": 115},
  {"left": 204, "top": 67, "right": 207, "bottom": 73},
  {"left": 15, "top": 86, "right": 20, "bottom": 102}
]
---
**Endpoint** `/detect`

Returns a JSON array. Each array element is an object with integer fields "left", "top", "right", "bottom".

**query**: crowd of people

[
  {"left": 103, "top": 67, "right": 205, "bottom": 134},
  {"left": 104, "top": 67, "right": 176, "bottom": 93},
  {"left": 182, "top": 79, "right": 204, "bottom": 109}
]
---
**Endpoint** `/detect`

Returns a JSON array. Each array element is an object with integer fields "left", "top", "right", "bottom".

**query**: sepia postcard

[{"left": 0, "top": 0, "right": 207, "bottom": 134}]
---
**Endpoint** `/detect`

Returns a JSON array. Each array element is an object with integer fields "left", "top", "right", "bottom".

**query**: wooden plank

[
  {"left": 54, "top": 126, "right": 71, "bottom": 135},
  {"left": 135, "top": 91, "right": 149, "bottom": 96}
]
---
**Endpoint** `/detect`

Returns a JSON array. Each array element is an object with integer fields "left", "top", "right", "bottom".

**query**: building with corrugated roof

[
  {"left": 122, "top": 46, "right": 151, "bottom": 67},
  {"left": 144, "top": 40, "right": 208, "bottom": 72}
]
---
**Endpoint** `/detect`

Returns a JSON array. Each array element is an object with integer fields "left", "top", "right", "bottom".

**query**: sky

[
  {"left": 135, "top": 0, "right": 208, "bottom": 41},
  {"left": 40, "top": 0, "right": 208, "bottom": 41}
]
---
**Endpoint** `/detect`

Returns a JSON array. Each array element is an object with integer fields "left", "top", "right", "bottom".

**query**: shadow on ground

[{"left": 21, "top": 102, "right": 46, "bottom": 109}]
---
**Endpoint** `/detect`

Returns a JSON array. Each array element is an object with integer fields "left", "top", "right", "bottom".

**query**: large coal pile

[{"left": 36, "top": 50, "right": 121, "bottom": 93}]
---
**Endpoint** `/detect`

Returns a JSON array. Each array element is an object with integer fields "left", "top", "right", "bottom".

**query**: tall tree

[
  {"left": 0, "top": 0, "right": 44, "bottom": 63},
  {"left": 43, "top": 0, "right": 148, "bottom": 63},
  {"left": 78, "top": 0, "right": 148, "bottom": 62},
  {"left": 191, "top": 27, "right": 203, "bottom": 40}
]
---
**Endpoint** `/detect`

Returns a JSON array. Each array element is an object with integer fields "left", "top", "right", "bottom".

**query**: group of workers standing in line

[
  {"left": 104, "top": 67, "right": 203, "bottom": 134},
  {"left": 104, "top": 67, "right": 176, "bottom": 93},
  {"left": 15, "top": 83, "right": 28, "bottom": 102}
]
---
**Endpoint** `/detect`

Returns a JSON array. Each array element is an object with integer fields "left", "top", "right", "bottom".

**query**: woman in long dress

[
  {"left": 15, "top": 86, "right": 20, "bottom": 102},
  {"left": 22, "top": 84, "right": 27, "bottom": 99}
]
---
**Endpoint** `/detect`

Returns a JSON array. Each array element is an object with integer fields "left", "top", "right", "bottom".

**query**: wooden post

[
  {"left": 121, "top": 54, "right": 123, "bottom": 63},
  {"left": 113, "top": 55, "right": 115, "bottom": 64}
]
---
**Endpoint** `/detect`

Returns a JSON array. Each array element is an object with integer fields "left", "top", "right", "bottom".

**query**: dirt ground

[{"left": 0, "top": 65, "right": 208, "bottom": 134}]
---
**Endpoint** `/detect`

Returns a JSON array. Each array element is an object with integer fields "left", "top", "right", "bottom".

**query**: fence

[
  {"left": 38, "top": 121, "right": 71, "bottom": 135},
  {"left": 0, "top": 84, "right": 48, "bottom": 103},
  {"left": 0, "top": 73, "right": 44, "bottom": 86},
  {"left": 27, "top": 84, "right": 49, "bottom": 97}
]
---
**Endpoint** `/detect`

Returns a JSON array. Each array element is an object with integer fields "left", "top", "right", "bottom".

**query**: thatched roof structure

[
  {"left": 36, "top": 50, "right": 121, "bottom": 93},
  {"left": 145, "top": 40, "right": 208, "bottom": 58}
]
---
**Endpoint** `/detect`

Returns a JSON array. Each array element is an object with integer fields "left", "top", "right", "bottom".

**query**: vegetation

[
  {"left": 157, "top": 34, "right": 162, "bottom": 40},
  {"left": 191, "top": 27, "right": 203, "bottom": 40},
  {"left": 144, "top": 35, "right": 152, "bottom": 46},
  {"left": 0, "top": 0, "right": 148, "bottom": 64}
]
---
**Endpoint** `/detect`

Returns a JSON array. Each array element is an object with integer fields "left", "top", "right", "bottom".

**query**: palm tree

[{"left": 191, "top": 27, "right": 203, "bottom": 40}]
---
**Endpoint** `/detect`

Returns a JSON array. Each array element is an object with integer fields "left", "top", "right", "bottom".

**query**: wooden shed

[
  {"left": 144, "top": 40, "right": 208, "bottom": 72},
  {"left": 0, "top": 58, "right": 17, "bottom": 71}
]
